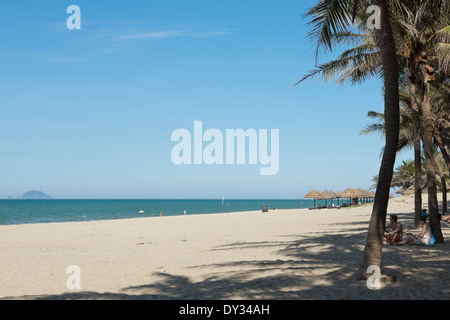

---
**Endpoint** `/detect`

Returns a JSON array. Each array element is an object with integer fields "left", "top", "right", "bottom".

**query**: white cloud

[
  {"left": 114, "top": 30, "right": 182, "bottom": 41},
  {"left": 193, "top": 30, "right": 232, "bottom": 38},
  {"left": 44, "top": 56, "right": 88, "bottom": 63},
  {"left": 113, "top": 29, "right": 232, "bottom": 41},
  {"left": 39, "top": 20, "right": 233, "bottom": 63}
]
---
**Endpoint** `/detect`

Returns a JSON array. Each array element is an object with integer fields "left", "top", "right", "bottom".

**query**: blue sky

[{"left": 0, "top": 0, "right": 412, "bottom": 199}]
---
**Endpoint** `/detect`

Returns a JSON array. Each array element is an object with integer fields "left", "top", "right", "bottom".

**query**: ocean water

[{"left": 0, "top": 199, "right": 349, "bottom": 226}]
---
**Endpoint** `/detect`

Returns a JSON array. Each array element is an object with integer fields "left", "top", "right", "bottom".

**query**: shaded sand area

[{"left": 1, "top": 195, "right": 449, "bottom": 300}]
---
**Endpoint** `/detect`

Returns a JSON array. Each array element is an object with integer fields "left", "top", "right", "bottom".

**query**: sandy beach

[{"left": 1, "top": 194, "right": 449, "bottom": 300}]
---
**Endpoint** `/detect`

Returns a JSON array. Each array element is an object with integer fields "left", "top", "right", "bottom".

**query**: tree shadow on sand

[{"left": 8, "top": 217, "right": 450, "bottom": 300}]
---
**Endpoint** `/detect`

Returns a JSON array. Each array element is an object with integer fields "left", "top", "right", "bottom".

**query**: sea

[{"left": 0, "top": 198, "right": 351, "bottom": 226}]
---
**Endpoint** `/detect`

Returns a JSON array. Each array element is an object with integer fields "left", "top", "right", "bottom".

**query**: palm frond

[
  {"left": 360, "top": 123, "right": 385, "bottom": 136},
  {"left": 295, "top": 36, "right": 381, "bottom": 85},
  {"left": 304, "top": 0, "right": 355, "bottom": 61}
]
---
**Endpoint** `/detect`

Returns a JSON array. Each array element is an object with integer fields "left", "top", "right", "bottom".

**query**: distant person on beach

[
  {"left": 160, "top": 211, "right": 163, "bottom": 217},
  {"left": 395, "top": 216, "right": 433, "bottom": 246},
  {"left": 384, "top": 215, "right": 403, "bottom": 244},
  {"left": 183, "top": 209, "right": 187, "bottom": 215},
  {"left": 442, "top": 211, "right": 450, "bottom": 222}
]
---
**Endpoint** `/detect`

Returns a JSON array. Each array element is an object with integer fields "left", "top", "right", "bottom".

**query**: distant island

[{"left": 7, "top": 190, "right": 52, "bottom": 200}]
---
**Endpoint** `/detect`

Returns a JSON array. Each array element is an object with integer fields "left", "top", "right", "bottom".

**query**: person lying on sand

[
  {"left": 442, "top": 211, "right": 450, "bottom": 222},
  {"left": 384, "top": 215, "right": 403, "bottom": 245},
  {"left": 395, "top": 216, "right": 433, "bottom": 246}
]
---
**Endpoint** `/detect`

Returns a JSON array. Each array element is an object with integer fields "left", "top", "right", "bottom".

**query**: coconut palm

[
  {"left": 430, "top": 83, "right": 450, "bottom": 215},
  {"left": 299, "top": 2, "right": 422, "bottom": 234},
  {"left": 398, "top": 3, "right": 450, "bottom": 242},
  {"left": 360, "top": 84, "right": 426, "bottom": 225},
  {"left": 299, "top": 0, "right": 448, "bottom": 280},
  {"left": 431, "top": 81, "right": 450, "bottom": 172},
  {"left": 360, "top": 87, "right": 417, "bottom": 155},
  {"left": 433, "top": 149, "right": 449, "bottom": 213},
  {"left": 392, "top": 159, "right": 416, "bottom": 188},
  {"left": 300, "top": 2, "right": 449, "bottom": 234},
  {"left": 300, "top": 0, "right": 400, "bottom": 281}
]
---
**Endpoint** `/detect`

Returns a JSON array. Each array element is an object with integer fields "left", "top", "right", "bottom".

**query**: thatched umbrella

[
  {"left": 402, "top": 185, "right": 431, "bottom": 195},
  {"left": 335, "top": 191, "right": 343, "bottom": 206},
  {"left": 362, "top": 189, "right": 374, "bottom": 203},
  {"left": 403, "top": 185, "right": 415, "bottom": 195},
  {"left": 352, "top": 188, "right": 367, "bottom": 204},
  {"left": 327, "top": 190, "right": 338, "bottom": 198},
  {"left": 340, "top": 187, "right": 354, "bottom": 197},
  {"left": 322, "top": 189, "right": 330, "bottom": 206},
  {"left": 329, "top": 190, "right": 339, "bottom": 206},
  {"left": 304, "top": 189, "right": 324, "bottom": 208},
  {"left": 323, "top": 190, "right": 337, "bottom": 206},
  {"left": 355, "top": 188, "right": 369, "bottom": 203},
  {"left": 340, "top": 187, "right": 355, "bottom": 205},
  {"left": 354, "top": 187, "right": 365, "bottom": 197},
  {"left": 363, "top": 189, "right": 375, "bottom": 203}
]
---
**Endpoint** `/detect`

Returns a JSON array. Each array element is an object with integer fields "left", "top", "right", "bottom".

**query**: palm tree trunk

[
  {"left": 433, "top": 152, "right": 448, "bottom": 215},
  {"left": 421, "top": 81, "right": 444, "bottom": 243},
  {"left": 406, "top": 73, "right": 423, "bottom": 228},
  {"left": 356, "top": 0, "right": 399, "bottom": 280},
  {"left": 435, "top": 134, "right": 450, "bottom": 173},
  {"left": 413, "top": 135, "right": 423, "bottom": 226}
]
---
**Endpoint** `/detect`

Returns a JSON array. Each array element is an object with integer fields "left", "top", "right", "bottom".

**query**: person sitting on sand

[
  {"left": 395, "top": 216, "right": 432, "bottom": 246},
  {"left": 421, "top": 209, "right": 429, "bottom": 220},
  {"left": 384, "top": 215, "right": 403, "bottom": 244}
]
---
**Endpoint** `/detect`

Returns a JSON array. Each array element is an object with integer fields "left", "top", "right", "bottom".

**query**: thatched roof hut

[{"left": 304, "top": 189, "right": 325, "bottom": 208}]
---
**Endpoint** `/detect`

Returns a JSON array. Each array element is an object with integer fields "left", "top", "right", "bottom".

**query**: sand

[{"left": 1, "top": 194, "right": 449, "bottom": 300}]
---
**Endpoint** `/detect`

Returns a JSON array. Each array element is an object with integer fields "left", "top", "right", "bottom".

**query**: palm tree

[
  {"left": 431, "top": 81, "right": 450, "bottom": 172},
  {"left": 360, "top": 85, "right": 426, "bottom": 226},
  {"left": 356, "top": 0, "right": 403, "bottom": 281},
  {"left": 301, "top": 2, "right": 449, "bottom": 234},
  {"left": 398, "top": 3, "right": 449, "bottom": 242},
  {"left": 392, "top": 159, "right": 416, "bottom": 188},
  {"left": 299, "top": 0, "right": 400, "bottom": 281},
  {"left": 431, "top": 82, "right": 450, "bottom": 215},
  {"left": 360, "top": 87, "right": 416, "bottom": 155},
  {"left": 299, "top": 0, "right": 447, "bottom": 280},
  {"left": 433, "top": 149, "right": 449, "bottom": 214},
  {"left": 361, "top": 103, "right": 450, "bottom": 218}
]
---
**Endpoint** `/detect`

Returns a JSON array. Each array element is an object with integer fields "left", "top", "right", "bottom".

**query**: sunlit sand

[{"left": 1, "top": 194, "right": 449, "bottom": 300}]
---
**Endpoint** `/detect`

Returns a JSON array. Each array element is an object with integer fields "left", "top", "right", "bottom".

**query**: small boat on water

[{"left": 139, "top": 210, "right": 144, "bottom": 214}]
